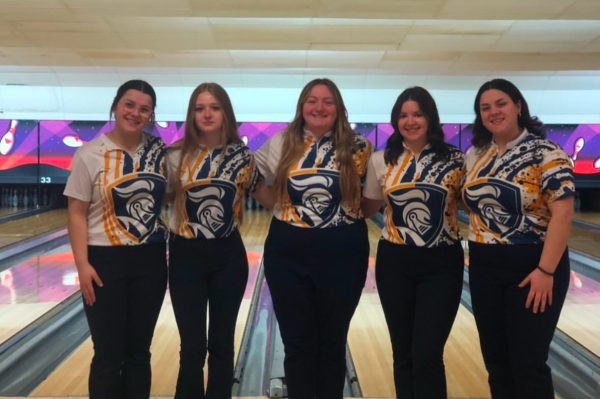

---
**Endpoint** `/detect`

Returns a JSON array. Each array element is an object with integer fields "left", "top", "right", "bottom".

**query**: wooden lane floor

[
  {"left": 568, "top": 224, "right": 600, "bottom": 259},
  {"left": 0, "top": 207, "right": 29, "bottom": 218},
  {"left": 557, "top": 271, "right": 600, "bottom": 357},
  {"left": 31, "top": 210, "right": 272, "bottom": 397},
  {"left": 348, "top": 220, "right": 490, "bottom": 398},
  {"left": 575, "top": 211, "right": 600, "bottom": 226},
  {"left": 0, "top": 244, "right": 80, "bottom": 345},
  {"left": 0, "top": 209, "right": 67, "bottom": 249}
]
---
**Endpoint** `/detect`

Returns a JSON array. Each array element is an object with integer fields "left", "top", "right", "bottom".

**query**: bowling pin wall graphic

[
  {"left": 571, "top": 137, "right": 585, "bottom": 164},
  {"left": 0, "top": 120, "right": 18, "bottom": 155},
  {"left": 62, "top": 134, "right": 86, "bottom": 148}
]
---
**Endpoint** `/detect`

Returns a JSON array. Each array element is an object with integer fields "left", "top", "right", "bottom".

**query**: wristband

[{"left": 537, "top": 265, "right": 554, "bottom": 276}]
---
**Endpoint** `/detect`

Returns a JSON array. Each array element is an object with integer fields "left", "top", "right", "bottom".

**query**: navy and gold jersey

[
  {"left": 462, "top": 129, "right": 575, "bottom": 244},
  {"left": 166, "top": 142, "right": 260, "bottom": 239},
  {"left": 364, "top": 145, "right": 465, "bottom": 247},
  {"left": 255, "top": 130, "right": 372, "bottom": 228},
  {"left": 64, "top": 133, "right": 168, "bottom": 246}
]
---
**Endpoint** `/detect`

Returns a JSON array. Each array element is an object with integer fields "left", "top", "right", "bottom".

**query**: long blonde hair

[
  {"left": 273, "top": 78, "right": 360, "bottom": 209},
  {"left": 172, "top": 83, "right": 243, "bottom": 233}
]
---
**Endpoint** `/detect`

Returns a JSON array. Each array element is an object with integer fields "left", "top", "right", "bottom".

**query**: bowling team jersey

[
  {"left": 166, "top": 142, "right": 260, "bottom": 239},
  {"left": 462, "top": 129, "right": 575, "bottom": 244},
  {"left": 64, "top": 133, "right": 167, "bottom": 246},
  {"left": 363, "top": 144, "right": 465, "bottom": 247},
  {"left": 255, "top": 130, "right": 372, "bottom": 228}
]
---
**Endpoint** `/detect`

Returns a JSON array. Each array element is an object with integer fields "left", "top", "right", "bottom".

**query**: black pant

[
  {"left": 468, "top": 242, "right": 570, "bottom": 399},
  {"left": 169, "top": 230, "right": 248, "bottom": 399},
  {"left": 376, "top": 240, "right": 464, "bottom": 399},
  {"left": 264, "top": 218, "right": 369, "bottom": 399},
  {"left": 85, "top": 242, "right": 168, "bottom": 399}
]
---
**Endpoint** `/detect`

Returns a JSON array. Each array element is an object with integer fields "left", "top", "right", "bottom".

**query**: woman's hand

[
  {"left": 78, "top": 262, "right": 104, "bottom": 306},
  {"left": 518, "top": 268, "right": 553, "bottom": 314}
]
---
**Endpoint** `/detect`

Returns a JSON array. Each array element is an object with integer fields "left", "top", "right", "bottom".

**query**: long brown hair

[
  {"left": 172, "top": 83, "right": 243, "bottom": 233},
  {"left": 273, "top": 78, "right": 360, "bottom": 209}
]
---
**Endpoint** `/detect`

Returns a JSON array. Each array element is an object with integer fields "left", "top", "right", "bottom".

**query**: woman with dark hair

[
  {"left": 165, "top": 82, "right": 265, "bottom": 399},
  {"left": 463, "top": 78, "right": 575, "bottom": 399},
  {"left": 64, "top": 79, "right": 168, "bottom": 399},
  {"left": 362, "top": 86, "right": 465, "bottom": 398},
  {"left": 254, "top": 78, "right": 372, "bottom": 399}
]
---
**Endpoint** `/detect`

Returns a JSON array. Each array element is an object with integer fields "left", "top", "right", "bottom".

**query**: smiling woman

[
  {"left": 463, "top": 78, "right": 575, "bottom": 399},
  {"left": 361, "top": 86, "right": 465, "bottom": 398},
  {"left": 63, "top": 79, "right": 169, "bottom": 399},
  {"left": 254, "top": 78, "right": 373, "bottom": 399}
]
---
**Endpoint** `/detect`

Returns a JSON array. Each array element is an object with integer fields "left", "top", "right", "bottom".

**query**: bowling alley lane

[
  {"left": 0, "top": 244, "right": 79, "bottom": 345},
  {"left": 575, "top": 211, "right": 600, "bottom": 226},
  {"left": 558, "top": 268, "right": 600, "bottom": 357},
  {"left": 0, "top": 209, "right": 67, "bottom": 249},
  {"left": 0, "top": 208, "right": 21, "bottom": 217}
]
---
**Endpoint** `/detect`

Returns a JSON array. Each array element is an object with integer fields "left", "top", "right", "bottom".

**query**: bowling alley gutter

[
  {"left": 0, "top": 290, "right": 88, "bottom": 396},
  {"left": 0, "top": 226, "right": 67, "bottom": 266},
  {"left": 0, "top": 227, "right": 79, "bottom": 397}
]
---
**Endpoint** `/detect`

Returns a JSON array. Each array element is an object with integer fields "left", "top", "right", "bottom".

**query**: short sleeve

[
  {"left": 242, "top": 150, "right": 263, "bottom": 193},
  {"left": 541, "top": 144, "right": 576, "bottom": 204},
  {"left": 254, "top": 133, "right": 283, "bottom": 184},
  {"left": 451, "top": 150, "right": 466, "bottom": 195},
  {"left": 165, "top": 148, "right": 181, "bottom": 194},
  {"left": 63, "top": 149, "right": 93, "bottom": 202},
  {"left": 354, "top": 136, "right": 373, "bottom": 178},
  {"left": 362, "top": 152, "right": 385, "bottom": 200}
]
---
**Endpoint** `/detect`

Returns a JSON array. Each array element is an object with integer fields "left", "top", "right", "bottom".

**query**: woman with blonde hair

[
  {"left": 255, "top": 78, "right": 372, "bottom": 399},
  {"left": 166, "top": 82, "right": 264, "bottom": 399}
]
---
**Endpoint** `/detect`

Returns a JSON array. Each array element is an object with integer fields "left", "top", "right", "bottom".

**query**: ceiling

[{"left": 0, "top": 0, "right": 599, "bottom": 89}]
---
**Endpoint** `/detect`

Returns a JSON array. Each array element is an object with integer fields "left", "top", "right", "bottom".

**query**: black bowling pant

[
  {"left": 375, "top": 239, "right": 464, "bottom": 399},
  {"left": 469, "top": 242, "right": 570, "bottom": 399},
  {"left": 85, "top": 242, "right": 168, "bottom": 399},
  {"left": 169, "top": 230, "right": 248, "bottom": 399},
  {"left": 264, "top": 217, "right": 369, "bottom": 399}
]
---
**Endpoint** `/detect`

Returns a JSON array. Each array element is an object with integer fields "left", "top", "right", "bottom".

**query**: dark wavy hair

[
  {"left": 472, "top": 78, "right": 544, "bottom": 148},
  {"left": 384, "top": 86, "right": 450, "bottom": 165},
  {"left": 110, "top": 79, "right": 157, "bottom": 126}
]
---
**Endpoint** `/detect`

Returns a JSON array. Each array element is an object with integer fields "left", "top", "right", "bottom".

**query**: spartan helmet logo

[
  {"left": 110, "top": 173, "right": 166, "bottom": 243},
  {"left": 185, "top": 179, "right": 237, "bottom": 238},
  {"left": 388, "top": 183, "right": 447, "bottom": 246},
  {"left": 464, "top": 178, "right": 523, "bottom": 238},
  {"left": 287, "top": 170, "right": 341, "bottom": 227}
]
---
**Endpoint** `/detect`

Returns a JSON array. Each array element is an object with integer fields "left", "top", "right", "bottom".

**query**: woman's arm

[
  {"left": 252, "top": 182, "right": 275, "bottom": 210},
  {"left": 361, "top": 197, "right": 385, "bottom": 219},
  {"left": 68, "top": 197, "right": 103, "bottom": 306},
  {"left": 518, "top": 196, "right": 574, "bottom": 313}
]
